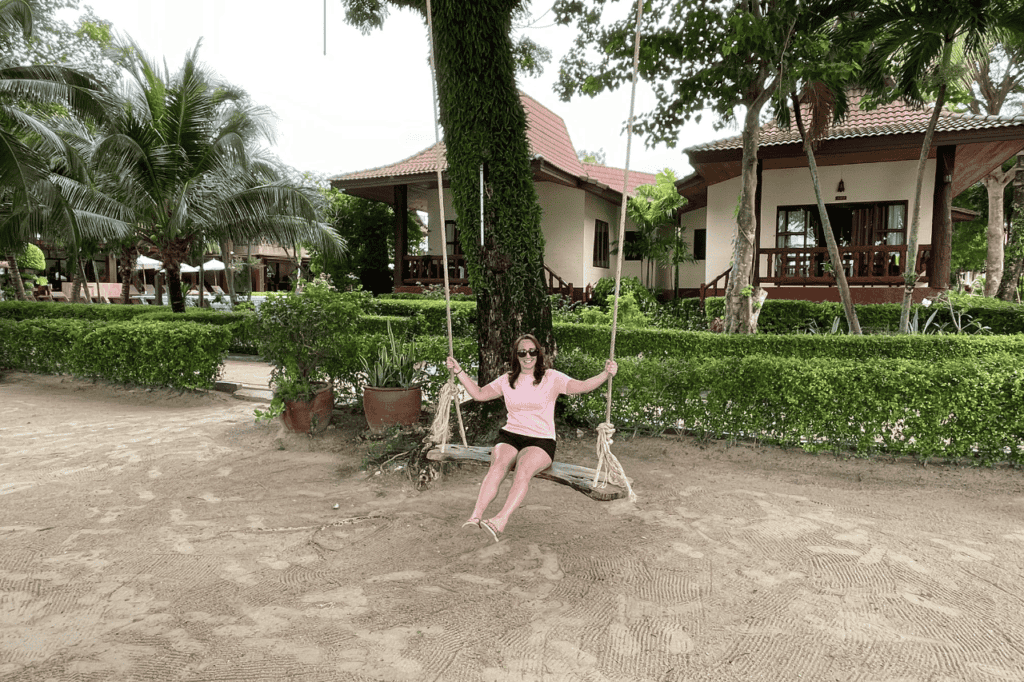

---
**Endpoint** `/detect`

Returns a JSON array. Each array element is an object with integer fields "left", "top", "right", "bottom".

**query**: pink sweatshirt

[{"left": 485, "top": 370, "right": 571, "bottom": 440}]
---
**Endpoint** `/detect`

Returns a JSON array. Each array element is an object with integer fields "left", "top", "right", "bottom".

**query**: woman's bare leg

[
  {"left": 486, "top": 446, "right": 552, "bottom": 532},
  {"left": 468, "top": 443, "right": 518, "bottom": 523}
]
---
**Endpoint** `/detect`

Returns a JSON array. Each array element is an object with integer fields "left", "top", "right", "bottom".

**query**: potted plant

[
  {"left": 253, "top": 276, "right": 360, "bottom": 433},
  {"left": 360, "top": 321, "right": 425, "bottom": 432}
]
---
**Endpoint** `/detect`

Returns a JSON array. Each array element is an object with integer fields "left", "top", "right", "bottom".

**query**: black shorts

[{"left": 497, "top": 429, "right": 556, "bottom": 460}]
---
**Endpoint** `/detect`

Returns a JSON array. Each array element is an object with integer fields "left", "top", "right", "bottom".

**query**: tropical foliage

[
  {"left": 52, "top": 38, "right": 344, "bottom": 312},
  {"left": 842, "top": 0, "right": 1024, "bottom": 330}
]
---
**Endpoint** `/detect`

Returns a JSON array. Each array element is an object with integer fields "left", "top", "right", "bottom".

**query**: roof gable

[{"left": 331, "top": 92, "right": 656, "bottom": 197}]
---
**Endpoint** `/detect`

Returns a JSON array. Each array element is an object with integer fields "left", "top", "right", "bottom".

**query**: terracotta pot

[
  {"left": 363, "top": 385, "right": 422, "bottom": 432},
  {"left": 281, "top": 384, "right": 334, "bottom": 434}
]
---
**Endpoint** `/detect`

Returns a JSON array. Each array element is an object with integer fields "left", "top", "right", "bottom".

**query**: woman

[{"left": 446, "top": 334, "right": 617, "bottom": 542}]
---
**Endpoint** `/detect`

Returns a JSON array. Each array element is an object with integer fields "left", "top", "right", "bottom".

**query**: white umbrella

[
  {"left": 159, "top": 263, "right": 199, "bottom": 273},
  {"left": 134, "top": 255, "right": 163, "bottom": 270},
  {"left": 200, "top": 259, "right": 227, "bottom": 271}
]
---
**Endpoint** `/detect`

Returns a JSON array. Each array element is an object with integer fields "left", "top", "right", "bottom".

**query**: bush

[
  {"left": 553, "top": 349, "right": 1024, "bottom": 463},
  {"left": 702, "top": 296, "right": 1024, "bottom": 335},
  {"left": 591, "top": 275, "right": 658, "bottom": 311},
  {"left": 552, "top": 323, "right": 1024, "bottom": 362},
  {"left": 253, "top": 279, "right": 363, "bottom": 399},
  {"left": 16, "top": 244, "right": 46, "bottom": 271},
  {"left": 74, "top": 321, "right": 230, "bottom": 389},
  {"left": 0, "top": 317, "right": 230, "bottom": 389}
]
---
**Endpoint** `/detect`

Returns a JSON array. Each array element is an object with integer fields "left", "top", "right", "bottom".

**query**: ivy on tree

[{"left": 340, "top": 0, "right": 554, "bottom": 384}]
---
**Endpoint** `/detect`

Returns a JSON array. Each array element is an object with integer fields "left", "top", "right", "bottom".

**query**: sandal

[
  {"left": 462, "top": 518, "right": 481, "bottom": 529},
  {"left": 480, "top": 519, "right": 501, "bottom": 544}
]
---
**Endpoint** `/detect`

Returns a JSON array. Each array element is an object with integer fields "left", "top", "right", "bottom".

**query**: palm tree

[
  {"left": 55, "top": 38, "right": 343, "bottom": 312},
  {"left": 844, "top": 0, "right": 1024, "bottom": 332},
  {"left": 0, "top": 0, "right": 111, "bottom": 300}
]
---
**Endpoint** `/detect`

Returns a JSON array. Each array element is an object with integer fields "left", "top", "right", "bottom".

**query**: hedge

[
  {"left": 703, "top": 297, "right": 1024, "bottom": 335},
  {"left": 0, "top": 301, "right": 257, "bottom": 353},
  {"left": 552, "top": 323, "right": 1024, "bottom": 362},
  {"left": 0, "top": 318, "right": 230, "bottom": 389},
  {"left": 364, "top": 298, "right": 477, "bottom": 338},
  {"left": 553, "top": 351, "right": 1024, "bottom": 465}
]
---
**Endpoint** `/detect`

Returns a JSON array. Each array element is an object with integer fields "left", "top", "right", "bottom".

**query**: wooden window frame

[
  {"left": 693, "top": 228, "right": 707, "bottom": 261},
  {"left": 593, "top": 219, "right": 610, "bottom": 269}
]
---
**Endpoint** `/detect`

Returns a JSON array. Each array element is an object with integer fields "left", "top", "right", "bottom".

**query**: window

[
  {"left": 877, "top": 203, "right": 907, "bottom": 245},
  {"left": 693, "top": 229, "right": 707, "bottom": 261},
  {"left": 776, "top": 207, "right": 822, "bottom": 249},
  {"left": 593, "top": 219, "right": 609, "bottom": 268},
  {"left": 776, "top": 202, "right": 907, "bottom": 248},
  {"left": 445, "top": 220, "right": 462, "bottom": 256},
  {"left": 623, "top": 231, "right": 642, "bottom": 261}
]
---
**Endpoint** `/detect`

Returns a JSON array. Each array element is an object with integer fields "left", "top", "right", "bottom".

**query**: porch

[
  {"left": 397, "top": 254, "right": 590, "bottom": 302},
  {"left": 700, "top": 244, "right": 933, "bottom": 306}
]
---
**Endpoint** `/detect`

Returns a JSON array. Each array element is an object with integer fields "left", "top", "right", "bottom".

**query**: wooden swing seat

[{"left": 426, "top": 444, "right": 631, "bottom": 502}]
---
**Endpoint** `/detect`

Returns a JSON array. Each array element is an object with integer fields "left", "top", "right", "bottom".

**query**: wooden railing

[
  {"left": 697, "top": 244, "right": 931, "bottom": 308},
  {"left": 759, "top": 244, "right": 931, "bottom": 285},
  {"left": 401, "top": 256, "right": 586, "bottom": 300},
  {"left": 402, "top": 254, "right": 469, "bottom": 286},
  {"left": 699, "top": 268, "right": 730, "bottom": 308},
  {"left": 544, "top": 265, "right": 573, "bottom": 300}
]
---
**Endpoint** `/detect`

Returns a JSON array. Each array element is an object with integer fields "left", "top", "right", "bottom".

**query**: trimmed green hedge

[
  {"left": 703, "top": 297, "right": 1024, "bottom": 335},
  {"left": 554, "top": 351, "right": 1024, "bottom": 464},
  {"left": 364, "top": 298, "right": 477, "bottom": 338},
  {"left": 553, "top": 323, "right": 1024, "bottom": 362},
  {"left": 0, "top": 318, "right": 230, "bottom": 389},
  {"left": 0, "top": 301, "right": 259, "bottom": 354}
]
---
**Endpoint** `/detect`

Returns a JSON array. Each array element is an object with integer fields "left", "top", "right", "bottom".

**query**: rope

[
  {"left": 593, "top": 0, "right": 644, "bottom": 503},
  {"left": 425, "top": 0, "right": 466, "bottom": 450}
]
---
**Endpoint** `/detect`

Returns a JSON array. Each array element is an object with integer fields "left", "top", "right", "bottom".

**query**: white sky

[{"left": 72, "top": 1, "right": 724, "bottom": 181}]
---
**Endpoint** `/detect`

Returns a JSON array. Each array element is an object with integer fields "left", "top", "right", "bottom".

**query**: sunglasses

[{"left": 516, "top": 349, "right": 539, "bottom": 358}]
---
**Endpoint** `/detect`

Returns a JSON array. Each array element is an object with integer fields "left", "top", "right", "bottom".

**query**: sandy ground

[{"left": 2, "top": 371, "right": 1024, "bottom": 682}]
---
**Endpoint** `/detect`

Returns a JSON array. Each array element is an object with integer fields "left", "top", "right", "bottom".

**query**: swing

[{"left": 421, "top": 0, "right": 644, "bottom": 504}]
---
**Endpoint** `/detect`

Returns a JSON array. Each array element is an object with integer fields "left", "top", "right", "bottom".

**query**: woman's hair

[{"left": 508, "top": 334, "right": 546, "bottom": 389}]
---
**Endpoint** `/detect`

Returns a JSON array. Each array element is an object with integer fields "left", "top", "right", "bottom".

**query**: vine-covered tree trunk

[
  {"left": 998, "top": 159, "right": 1024, "bottom": 301},
  {"left": 432, "top": 0, "right": 552, "bottom": 383}
]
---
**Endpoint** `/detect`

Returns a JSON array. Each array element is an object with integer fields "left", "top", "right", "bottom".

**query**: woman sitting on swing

[{"left": 446, "top": 334, "right": 617, "bottom": 542}]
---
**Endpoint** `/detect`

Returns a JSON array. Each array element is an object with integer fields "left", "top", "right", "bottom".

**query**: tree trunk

[
  {"left": 793, "top": 93, "right": 862, "bottom": 334},
  {"left": 432, "top": 0, "right": 553, "bottom": 383},
  {"left": 899, "top": 83, "right": 946, "bottom": 333},
  {"left": 5, "top": 251, "right": 28, "bottom": 301},
  {"left": 998, "top": 159, "right": 1024, "bottom": 301},
  {"left": 724, "top": 104, "right": 763, "bottom": 334},
  {"left": 981, "top": 169, "right": 1013, "bottom": 296},
  {"left": 166, "top": 266, "right": 185, "bottom": 312},
  {"left": 118, "top": 245, "right": 141, "bottom": 305},
  {"left": 223, "top": 240, "right": 237, "bottom": 306}
]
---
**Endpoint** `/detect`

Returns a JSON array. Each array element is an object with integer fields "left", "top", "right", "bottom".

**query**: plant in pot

[
  {"left": 253, "top": 276, "right": 360, "bottom": 433},
  {"left": 360, "top": 321, "right": 426, "bottom": 433}
]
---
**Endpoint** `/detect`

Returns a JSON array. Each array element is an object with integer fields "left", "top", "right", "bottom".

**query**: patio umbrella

[
  {"left": 159, "top": 263, "right": 199, "bottom": 273},
  {"left": 134, "top": 255, "right": 163, "bottom": 270},
  {"left": 200, "top": 259, "right": 226, "bottom": 271}
]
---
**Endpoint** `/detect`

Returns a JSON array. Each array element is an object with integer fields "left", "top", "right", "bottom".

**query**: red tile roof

[
  {"left": 332, "top": 92, "right": 656, "bottom": 197},
  {"left": 580, "top": 162, "right": 657, "bottom": 196},
  {"left": 687, "top": 92, "right": 1024, "bottom": 153}
]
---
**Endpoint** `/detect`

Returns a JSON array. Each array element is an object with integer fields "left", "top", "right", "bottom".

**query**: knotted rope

[
  {"left": 424, "top": 0, "right": 466, "bottom": 452},
  {"left": 592, "top": 0, "right": 644, "bottom": 504}
]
